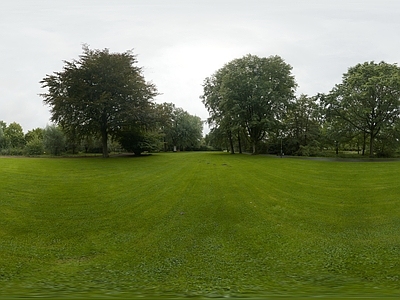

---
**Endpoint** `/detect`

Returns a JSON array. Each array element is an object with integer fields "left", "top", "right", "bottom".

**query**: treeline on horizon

[
  {"left": 2, "top": 46, "right": 400, "bottom": 158},
  {"left": 0, "top": 101, "right": 204, "bottom": 157}
]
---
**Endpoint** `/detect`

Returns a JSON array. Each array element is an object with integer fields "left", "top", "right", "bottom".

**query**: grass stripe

[{"left": 0, "top": 153, "right": 400, "bottom": 298}]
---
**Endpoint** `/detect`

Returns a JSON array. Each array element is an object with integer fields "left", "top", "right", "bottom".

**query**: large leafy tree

[
  {"left": 201, "top": 67, "right": 238, "bottom": 154},
  {"left": 202, "top": 54, "right": 296, "bottom": 154},
  {"left": 41, "top": 45, "right": 157, "bottom": 158},
  {"left": 327, "top": 61, "right": 400, "bottom": 157}
]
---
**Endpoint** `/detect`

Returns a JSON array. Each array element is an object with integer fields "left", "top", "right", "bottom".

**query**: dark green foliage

[
  {"left": 202, "top": 59, "right": 400, "bottom": 157},
  {"left": 43, "top": 125, "right": 66, "bottom": 155},
  {"left": 204, "top": 127, "right": 227, "bottom": 151},
  {"left": 155, "top": 103, "right": 203, "bottom": 151},
  {"left": 202, "top": 54, "right": 296, "bottom": 154},
  {"left": 25, "top": 127, "right": 44, "bottom": 143},
  {"left": 169, "top": 109, "right": 203, "bottom": 151},
  {"left": 284, "top": 94, "right": 323, "bottom": 155},
  {"left": 3, "top": 122, "right": 25, "bottom": 149},
  {"left": 118, "top": 127, "right": 161, "bottom": 155},
  {"left": 328, "top": 61, "right": 400, "bottom": 157},
  {"left": 0, "top": 147, "right": 24, "bottom": 156},
  {"left": 297, "top": 142, "right": 321, "bottom": 156},
  {"left": 24, "top": 128, "right": 45, "bottom": 156},
  {"left": 41, "top": 45, "right": 157, "bottom": 158},
  {"left": 0, "top": 127, "right": 5, "bottom": 149},
  {"left": 24, "top": 136, "right": 44, "bottom": 155}
]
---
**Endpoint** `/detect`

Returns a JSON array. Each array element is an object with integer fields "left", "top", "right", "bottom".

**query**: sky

[{"left": 1, "top": 0, "right": 400, "bottom": 134}]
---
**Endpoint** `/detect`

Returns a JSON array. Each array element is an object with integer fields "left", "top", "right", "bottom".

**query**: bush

[
  {"left": 376, "top": 149, "right": 396, "bottom": 158},
  {"left": 0, "top": 148, "right": 24, "bottom": 156},
  {"left": 43, "top": 125, "right": 66, "bottom": 156},
  {"left": 296, "top": 140, "right": 321, "bottom": 157},
  {"left": 24, "top": 137, "right": 44, "bottom": 156},
  {"left": 118, "top": 129, "right": 162, "bottom": 155}
]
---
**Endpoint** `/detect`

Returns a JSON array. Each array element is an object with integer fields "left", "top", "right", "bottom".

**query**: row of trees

[
  {"left": 201, "top": 56, "right": 400, "bottom": 157},
  {"left": 0, "top": 102, "right": 203, "bottom": 157},
  {"left": 9, "top": 46, "right": 400, "bottom": 158},
  {"left": 0, "top": 122, "right": 66, "bottom": 156},
  {"left": 37, "top": 46, "right": 202, "bottom": 157}
]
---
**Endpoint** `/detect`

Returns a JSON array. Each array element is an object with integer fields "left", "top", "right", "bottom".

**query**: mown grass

[{"left": 1, "top": 152, "right": 400, "bottom": 298}]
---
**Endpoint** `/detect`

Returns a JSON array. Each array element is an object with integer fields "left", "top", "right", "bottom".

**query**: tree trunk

[
  {"left": 237, "top": 131, "right": 242, "bottom": 154},
  {"left": 369, "top": 131, "right": 374, "bottom": 158},
  {"left": 252, "top": 142, "right": 257, "bottom": 155},
  {"left": 101, "top": 128, "right": 109, "bottom": 158},
  {"left": 362, "top": 132, "right": 366, "bottom": 156},
  {"left": 228, "top": 131, "right": 235, "bottom": 154}
]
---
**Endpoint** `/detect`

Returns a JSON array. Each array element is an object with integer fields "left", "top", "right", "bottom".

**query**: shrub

[
  {"left": 296, "top": 140, "right": 321, "bottom": 157},
  {"left": 43, "top": 125, "right": 66, "bottom": 156},
  {"left": 24, "top": 137, "right": 44, "bottom": 156},
  {"left": 0, "top": 148, "right": 24, "bottom": 156}
]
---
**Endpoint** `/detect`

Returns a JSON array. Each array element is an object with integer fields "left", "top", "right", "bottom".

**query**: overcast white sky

[{"left": 1, "top": 0, "right": 400, "bottom": 134}]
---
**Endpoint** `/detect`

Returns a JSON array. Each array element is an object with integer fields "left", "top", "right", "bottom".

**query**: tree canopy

[
  {"left": 327, "top": 61, "right": 400, "bottom": 157},
  {"left": 4, "top": 122, "right": 25, "bottom": 149},
  {"left": 40, "top": 46, "right": 157, "bottom": 158},
  {"left": 202, "top": 54, "right": 296, "bottom": 154}
]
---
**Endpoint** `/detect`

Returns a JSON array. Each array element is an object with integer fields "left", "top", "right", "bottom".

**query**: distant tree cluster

[
  {"left": 202, "top": 56, "right": 400, "bottom": 157},
  {"left": 0, "top": 103, "right": 203, "bottom": 157},
  {"left": 0, "top": 123, "right": 66, "bottom": 156}
]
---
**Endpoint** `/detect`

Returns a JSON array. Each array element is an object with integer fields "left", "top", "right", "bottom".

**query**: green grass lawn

[{"left": 1, "top": 152, "right": 400, "bottom": 298}]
